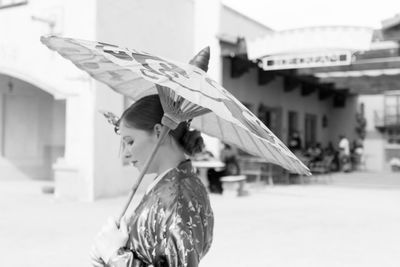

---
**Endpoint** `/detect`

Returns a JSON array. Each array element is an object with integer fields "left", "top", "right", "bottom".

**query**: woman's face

[{"left": 119, "top": 121, "right": 157, "bottom": 172}]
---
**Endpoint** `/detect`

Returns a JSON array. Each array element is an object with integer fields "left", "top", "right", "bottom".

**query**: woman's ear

[{"left": 153, "top": 124, "right": 163, "bottom": 139}]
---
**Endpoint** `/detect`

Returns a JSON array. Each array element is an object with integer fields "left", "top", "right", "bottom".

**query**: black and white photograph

[{"left": 0, "top": 0, "right": 399, "bottom": 266}]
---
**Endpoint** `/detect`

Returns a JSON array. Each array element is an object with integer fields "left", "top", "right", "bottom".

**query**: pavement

[{"left": 1, "top": 170, "right": 399, "bottom": 267}]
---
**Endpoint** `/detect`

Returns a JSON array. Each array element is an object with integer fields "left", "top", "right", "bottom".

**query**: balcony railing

[{"left": 374, "top": 110, "right": 400, "bottom": 128}]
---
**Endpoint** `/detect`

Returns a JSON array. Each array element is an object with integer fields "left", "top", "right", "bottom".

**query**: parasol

[{"left": 41, "top": 36, "right": 311, "bottom": 218}]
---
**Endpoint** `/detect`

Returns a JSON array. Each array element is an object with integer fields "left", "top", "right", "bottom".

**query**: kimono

[{"left": 107, "top": 160, "right": 214, "bottom": 267}]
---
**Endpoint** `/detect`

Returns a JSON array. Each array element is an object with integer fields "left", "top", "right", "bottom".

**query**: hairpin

[{"left": 99, "top": 110, "right": 120, "bottom": 135}]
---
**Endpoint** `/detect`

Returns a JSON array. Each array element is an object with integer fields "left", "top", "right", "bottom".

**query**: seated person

[
  {"left": 324, "top": 142, "right": 339, "bottom": 171},
  {"left": 207, "top": 143, "right": 240, "bottom": 194},
  {"left": 288, "top": 131, "right": 302, "bottom": 155},
  {"left": 306, "top": 143, "right": 324, "bottom": 167},
  {"left": 324, "top": 142, "right": 336, "bottom": 156}
]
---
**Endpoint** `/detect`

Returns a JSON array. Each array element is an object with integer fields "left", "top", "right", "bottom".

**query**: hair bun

[{"left": 180, "top": 129, "right": 204, "bottom": 156}]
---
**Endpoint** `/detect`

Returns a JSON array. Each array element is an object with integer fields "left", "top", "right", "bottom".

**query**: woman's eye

[{"left": 122, "top": 137, "right": 134, "bottom": 147}]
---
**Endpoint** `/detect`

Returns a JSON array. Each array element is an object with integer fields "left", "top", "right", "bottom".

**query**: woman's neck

[{"left": 156, "top": 151, "right": 186, "bottom": 175}]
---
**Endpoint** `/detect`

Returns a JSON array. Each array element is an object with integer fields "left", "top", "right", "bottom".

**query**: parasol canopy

[{"left": 41, "top": 35, "right": 310, "bottom": 176}]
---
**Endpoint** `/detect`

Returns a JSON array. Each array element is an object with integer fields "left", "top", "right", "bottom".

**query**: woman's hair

[{"left": 119, "top": 94, "right": 204, "bottom": 156}]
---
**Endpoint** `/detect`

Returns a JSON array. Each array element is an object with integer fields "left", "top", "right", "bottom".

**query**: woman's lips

[{"left": 130, "top": 160, "right": 138, "bottom": 166}]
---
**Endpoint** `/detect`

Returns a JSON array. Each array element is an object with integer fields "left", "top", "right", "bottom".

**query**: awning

[{"left": 247, "top": 26, "right": 374, "bottom": 62}]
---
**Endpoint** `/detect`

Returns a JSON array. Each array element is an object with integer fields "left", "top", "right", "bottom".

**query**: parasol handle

[{"left": 117, "top": 125, "right": 171, "bottom": 225}]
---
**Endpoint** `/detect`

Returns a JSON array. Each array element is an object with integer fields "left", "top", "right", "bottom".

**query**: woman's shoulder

[
  {"left": 152, "top": 168, "right": 209, "bottom": 204},
  {"left": 157, "top": 168, "right": 206, "bottom": 193}
]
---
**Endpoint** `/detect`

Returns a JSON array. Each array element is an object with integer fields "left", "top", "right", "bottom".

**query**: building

[
  {"left": 1, "top": 0, "right": 392, "bottom": 201},
  {"left": 291, "top": 15, "right": 400, "bottom": 171}
]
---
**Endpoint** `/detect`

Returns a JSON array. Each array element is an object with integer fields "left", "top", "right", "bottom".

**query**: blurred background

[{"left": 0, "top": 0, "right": 399, "bottom": 266}]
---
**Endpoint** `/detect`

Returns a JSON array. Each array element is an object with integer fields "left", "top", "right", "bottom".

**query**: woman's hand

[{"left": 91, "top": 217, "right": 130, "bottom": 265}]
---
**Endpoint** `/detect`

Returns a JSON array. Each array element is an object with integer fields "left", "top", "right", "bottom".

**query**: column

[
  {"left": 193, "top": 0, "right": 223, "bottom": 158},
  {"left": 53, "top": 79, "right": 95, "bottom": 201}
]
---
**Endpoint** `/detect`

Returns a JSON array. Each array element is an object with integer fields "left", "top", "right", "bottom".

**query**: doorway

[
  {"left": 304, "top": 113, "right": 317, "bottom": 148},
  {"left": 0, "top": 75, "right": 66, "bottom": 180},
  {"left": 288, "top": 111, "right": 299, "bottom": 143}
]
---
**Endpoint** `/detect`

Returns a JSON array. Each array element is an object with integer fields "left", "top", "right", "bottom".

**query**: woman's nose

[
  {"left": 121, "top": 143, "right": 132, "bottom": 158},
  {"left": 123, "top": 147, "right": 132, "bottom": 158}
]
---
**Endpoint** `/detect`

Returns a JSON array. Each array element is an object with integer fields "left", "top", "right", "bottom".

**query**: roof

[
  {"left": 221, "top": 4, "right": 273, "bottom": 32},
  {"left": 381, "top": 14, "right": 400, "bottom": 30}
]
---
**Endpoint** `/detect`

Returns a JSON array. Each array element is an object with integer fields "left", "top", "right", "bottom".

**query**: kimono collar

[
  {"left": 146, "top": 167, "right": 172, "bottom": 194},
  {"left": 176, "top": 159, "right": 195, "bottom": 174}
]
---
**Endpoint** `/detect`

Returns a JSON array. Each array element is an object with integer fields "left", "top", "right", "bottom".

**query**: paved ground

[{"left": 1, "top": 171, "right": 399, "bottom": 267}]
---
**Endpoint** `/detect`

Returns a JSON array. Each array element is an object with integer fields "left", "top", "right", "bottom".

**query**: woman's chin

[
  {"left": 130, "top": 162, "right": 155, "bottom": 174},
  {"left": 129, "top": 161, "right": 141, "bottom": 170}
]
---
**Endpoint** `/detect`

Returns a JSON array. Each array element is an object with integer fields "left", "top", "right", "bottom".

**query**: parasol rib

[
  {"left": 231, "top": 119, "right": 246, "bottom": 149},
  {"left": 247, "top": 130, "right": 273, "bottom": 162},
  {"left": 260, "top": 136, "right": 291, "bottom": 168},
  {"left": 215, "top": 115, "right": 225, "bottom": 141}
]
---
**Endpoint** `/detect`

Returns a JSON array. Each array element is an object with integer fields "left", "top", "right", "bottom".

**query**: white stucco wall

[
  {"left": 220, "top": 4, "right": 272, "bottom": 39},
  {"left": 192, "top": 0, "right": 224, "bottom": 158},
  {"left": 96, "top": 0, "right": 195, "bottom": 61},
  {"left": 0, "top": 0, "right": 97, "bottom": 95}
]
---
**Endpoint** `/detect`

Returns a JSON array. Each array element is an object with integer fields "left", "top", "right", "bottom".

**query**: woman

[{"left": 91, "top": 95, "right": 214, "bottom": 267}]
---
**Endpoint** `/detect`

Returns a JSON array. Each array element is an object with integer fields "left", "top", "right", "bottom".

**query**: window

[
  {"left": 258, "top": 104, "right": 282, "bottom": 138},
  {"left": 384, "top": 93, "right": 400, "bottom": 126},
  {"left": 387, "top": 128, "right": 400, "bottom": 144},
  {"left": 0, "top": 0, "right": 27, "bottom": 9}
]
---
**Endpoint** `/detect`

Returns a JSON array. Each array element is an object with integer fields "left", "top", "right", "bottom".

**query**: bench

[{"left": 220, "top": 175, "right": 247, "bottom": 196}]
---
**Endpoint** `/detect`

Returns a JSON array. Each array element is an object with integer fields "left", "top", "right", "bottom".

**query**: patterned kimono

[{"left": 108, "top": 160, "right": 214, "bottom": 267}]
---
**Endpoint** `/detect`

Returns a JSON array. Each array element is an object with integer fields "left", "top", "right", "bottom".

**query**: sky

[{"left": 222, "top": 0, "right": 400, "bottom": 30}]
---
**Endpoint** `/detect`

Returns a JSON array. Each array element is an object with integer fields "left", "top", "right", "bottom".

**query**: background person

[
  {"left": 288, "top": 131, "right": 302, "bottom": 155},
  {"left": 207, "top": 143, "right": 240, "bottom": 194},
  {"left": 338, "top": 134, "right": 351, "bottom": 172}
]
